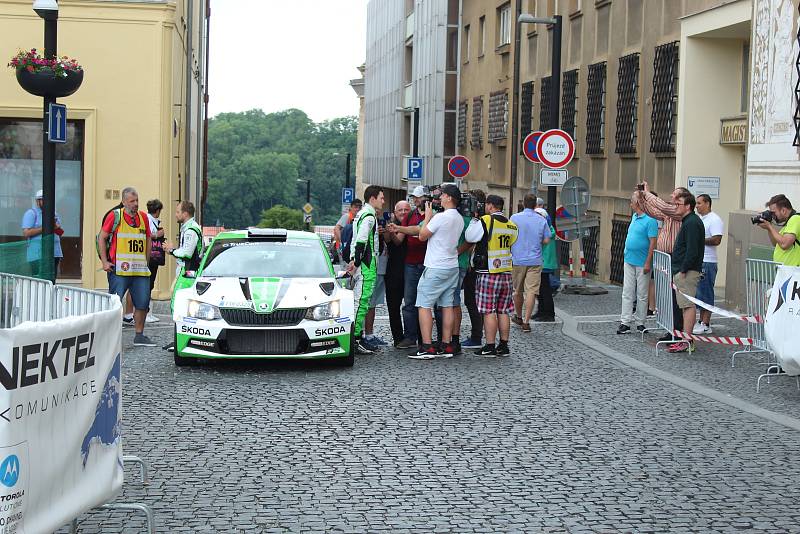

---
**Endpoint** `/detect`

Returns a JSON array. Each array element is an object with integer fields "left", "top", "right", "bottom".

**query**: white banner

[
  {"left": 765, "top": 266, "right": 800, "bottom": 376},
  {"left": 0, "top": 303, "right": 123, "bottom": 534}
]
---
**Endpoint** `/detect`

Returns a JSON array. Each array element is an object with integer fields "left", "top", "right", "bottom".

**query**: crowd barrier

[
  {"left": 0, "top": 272, "right": 155, "bottom": 533},
  {"left": 642, "top": 251, "right": 689, "bottom": 352}
]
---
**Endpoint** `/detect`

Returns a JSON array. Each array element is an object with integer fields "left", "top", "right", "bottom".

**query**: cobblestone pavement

[{"left": 60, "top": 300, "right": 800, "bottom": 533}]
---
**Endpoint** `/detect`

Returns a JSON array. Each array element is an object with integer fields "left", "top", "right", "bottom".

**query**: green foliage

[
  {"left": 257, "top": 205, "right": 305, "bottom": 231},
  {"left": 205, "top": 109, "right": 357, "bottom": 228}
]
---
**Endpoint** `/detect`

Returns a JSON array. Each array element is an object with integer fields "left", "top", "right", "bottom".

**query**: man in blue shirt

[
  {"left": 618, "top": 192, "right": 658, "bottom": 334},
  {"left": 510, "top": 194, "right": 550, "bottom": 332},
  {"left": 21, "top": 189, "right": 63, "bottom": 282}
]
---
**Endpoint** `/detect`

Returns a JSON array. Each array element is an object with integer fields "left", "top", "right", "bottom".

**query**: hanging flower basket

[{"left": 9, "top": 48, "right": 83, "bottom": 98}]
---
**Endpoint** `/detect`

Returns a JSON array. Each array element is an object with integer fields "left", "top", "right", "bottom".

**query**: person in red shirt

[{"left": 98, "top": 186, "right": 155, "bottom": 347}]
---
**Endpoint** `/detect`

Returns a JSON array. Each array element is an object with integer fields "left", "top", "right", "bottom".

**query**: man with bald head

[{"left": 385, "top": 200, "right": 411, "bottom": 346}]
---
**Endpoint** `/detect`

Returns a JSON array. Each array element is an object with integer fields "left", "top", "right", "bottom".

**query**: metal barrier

[
  {"left": 731, "top": 258, "right": 780, "bottom": 367},
  {"left": 641, "top": 251, "right": 690, "bottom": 353},
  {"left": 53, "top": 285, "right": 116, "bottom": 319},
  {"left": 0, "top": 272, "right": 52, "bottom": 328}
]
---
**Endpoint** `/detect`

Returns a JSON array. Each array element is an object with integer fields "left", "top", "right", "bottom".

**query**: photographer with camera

[
  {"left": 464, "top": 194, "right": 519, "bottom": 357},
  {"left": 756, "top": 194, "right": 800, "bottom": 266}
]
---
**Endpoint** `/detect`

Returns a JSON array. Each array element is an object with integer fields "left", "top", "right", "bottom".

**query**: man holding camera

[{"left": 757, "top": 194, "right": 800, "bottom": 266}]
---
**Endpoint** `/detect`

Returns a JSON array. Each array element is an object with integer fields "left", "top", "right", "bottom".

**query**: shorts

[
  {"left": 415, "top": 267, "right": 460, "bottom": 308},
  {"left": 476, "top": 272, "right": 515, "bottom": 315},
  {"left": 369, "top": 274, "right": 386, "bottom": 307},
  {"left": 453, "top": 267, "right": 467, "bottom": 307},
  {"left": 695, "top": 262, "right": 717, "bottom": 307},
  {"left": 511, "top": 265, "right": 542, "bottom": 296},
  {"left": 673, "top": 270, "right": 702, "bottom": 309},
  {"left": 108, "top": 272, "right": 151, "bottom": 311}
]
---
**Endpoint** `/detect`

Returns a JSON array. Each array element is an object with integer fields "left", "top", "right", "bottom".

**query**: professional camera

[
  {"left": 751, "top": 210, "right": 774, "bottom": 225},
  {"left": 458, "top": 192, "right": 485, "bottom": 218}
]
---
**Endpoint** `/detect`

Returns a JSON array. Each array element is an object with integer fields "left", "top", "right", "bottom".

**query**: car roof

[{"left": 211, "top": 229, "right": 321, "bottom": 242}]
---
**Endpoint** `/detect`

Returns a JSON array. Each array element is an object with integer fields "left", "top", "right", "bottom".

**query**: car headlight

[
  {"left": 305, "top": 300, "right": 341, "bottom": 321},
  {"left": 187, "top": 300, "right": 221, "bottom": 321}
]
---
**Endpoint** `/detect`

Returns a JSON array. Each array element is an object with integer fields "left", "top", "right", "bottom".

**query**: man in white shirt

[{"left": 693, "top": 194, "right": 724, "bottom": 334}]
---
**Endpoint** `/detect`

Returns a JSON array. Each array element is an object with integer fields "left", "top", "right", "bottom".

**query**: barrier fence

[
  {"left": 731, "top": 258, "right": 781, "bottom": 367},
  {"left": 0, "top": 272, "right": 52, "bottom": 328},
  {"left": 642, "top": 250, "right": 686, "bottom": 352}
]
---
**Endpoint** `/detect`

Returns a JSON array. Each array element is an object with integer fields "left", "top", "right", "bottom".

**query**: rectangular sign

[
  {"left": 720, "top": 116, "right": 748, "bottom": 145},
  {"left": 407, "top": 157, "right": 423, "bottom": 180},
  {"left": 341, "top": 188, "right": 354, "bottom": 204},
  {"left": 540, "top": 168, "right": 568, "bottom": 186},
  {"left": 687, "top": 176, "right": 720, "bottom": 199},
  {"left": 47, "top": 103, "right": 67, "bottom": 144}
]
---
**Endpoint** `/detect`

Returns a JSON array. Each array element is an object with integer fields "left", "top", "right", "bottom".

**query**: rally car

[{"left": 171, "top": 228, "right": 355, "bottom": 367}]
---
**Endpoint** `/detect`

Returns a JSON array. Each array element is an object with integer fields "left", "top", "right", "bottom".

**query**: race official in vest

[
  {"left": 165, "top": 200, "right": 203, "bottom": 278},
  {"left": 465, "top": 194, "right": 519, "bottom": 357},
  {"left": 98, "top": 186, "right": 155, "bottom": 347}
]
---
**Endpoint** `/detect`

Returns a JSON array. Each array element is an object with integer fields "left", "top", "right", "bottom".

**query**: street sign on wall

[
  {"left": 687, "top": 176, "right": 720, "bottom": 199},
  {"left": 536, "top": 129, "right": 575, "bottom": 169}
]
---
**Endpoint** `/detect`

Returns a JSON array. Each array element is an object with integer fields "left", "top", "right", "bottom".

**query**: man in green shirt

[{"left": 758, "top": 194, "right": 800, "bottom": 266}]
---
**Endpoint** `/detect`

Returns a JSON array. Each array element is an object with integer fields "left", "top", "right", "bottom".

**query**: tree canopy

[{"left": 205, "top": 109, "right": 357, "bottom": 229}]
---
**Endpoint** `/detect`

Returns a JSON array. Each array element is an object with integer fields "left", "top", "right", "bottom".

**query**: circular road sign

[
  {"left": 448, "top": 155, "right": 471, "bottom": 179},
  {"left": 522, "top": 131, "right": 543, "bottom": 163},
  {"left": 536, "top": 129, "right": 575, "bottom": 169},
  {"left": 560, "top": 176, "right": 590, "bottom": 217}
]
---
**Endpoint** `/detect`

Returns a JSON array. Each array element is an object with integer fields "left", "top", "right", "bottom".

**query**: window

[
  {"left": 457, "top": 101, "right": 468, "bottom": 148},
  {"left": 615, "top": 52, "right": 639, "bottom": 154},
  {"left": 471, "top": 96, "right": 483, "bottom": 149},
  {"left": 463, "top": 24, "right": 470, "bottom": 62},
  {"left": 203, "top": 240, "right": 331, "bottom": 279},
  {"left": 650, "top": 41, "right": 679, "bottom": 153},
  {"left": 520, "top": 81, "right": 534, "bottom": 151},
  {"left": 539, "top": 76, "right": 552, "bottom": 131},
  {"left": 479, "top": 16, "right": 486, "bottom": 56},
  {"left": 488, "top": 90, "right": 509, "bottom": 142},
  {"left": 562, "top": 69, "right": 579, "bottom": 141},
  {"left": 569, "top": 0, "right": 582, "bottom": 14},
  {"left": 498, "top": 4, "right": 511, "bottom": 47},
  {"left": 586, "top": 61, "right": 607, "bottom": 154}
]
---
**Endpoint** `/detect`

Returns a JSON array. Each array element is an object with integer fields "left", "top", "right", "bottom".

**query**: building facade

[{"left": 0, "top": 0, "right": 208, "bottom": 298}]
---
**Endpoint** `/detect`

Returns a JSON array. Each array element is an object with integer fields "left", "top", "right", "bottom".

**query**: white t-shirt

[
  {"left": 700, "top": 211, "right": 724, "bottom": 263},
  {"left": 423, "top": 208, "right": 463, "bottom": 269}
]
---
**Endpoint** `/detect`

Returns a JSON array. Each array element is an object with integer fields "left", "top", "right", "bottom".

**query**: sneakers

[
  {"left": 533, "top": 315, "right": 556, "bottom": 323},
  {"left": 408, "top": 344, "right": 438, "bottom": 360},
  {"left": 396, "top": 338, "right": 417, "bottom": 349},
  {"left": 475, "top": 344, "right": 497, "bottom": 357},
  {"left": 163, "top": 342, "right": 175, "bottom": 352},
  {"left": 122, "top": 315, "right": 134, "bottom": 327},
  {"left": 647, "top": 309, "right": 655, "bottom": 317},
  {"left": 145, "top": 313, "right": 160, "bottom": 323},
  {"left": 521, "top": 323, "right": 531, "bottom": 333},
  {"left": 364, "top": 334, "right": 388, "bottom": 346},
  {"left": 617, "top": 324, "right": 631, "bottom": 335},
  {"left": 692, "top": 322, "right": 712, "bottom": 335},
  {"left": 355, "top": 339, "right": 376, "bottom": 355},
  {"left": 436, "top": 343, "right": 456, "bottom": 359},
  {"left": 511, "top": 315, "right": 524, "bottom": 326},
  {"left": 667, "top": 342, "right": 695, "bottom": 353},
  {"left": 636, "top": 325, "right": 646, "bottom": 333},
  {"left": 133, "top": 334, "right": 157, "bottom": 347},
  {"left": 657, "top": 332, "right": 674, "bottom": 342},
  {"left": 461, "top": 338, "right": 482, "bottom": 348},
  {"left": 495, "top": 343, "right": 510, "bottom": 357}
]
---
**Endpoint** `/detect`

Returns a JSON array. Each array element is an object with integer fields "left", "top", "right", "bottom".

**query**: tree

[{"left": 257, "top": 205, "right": 304, "bottom": 231}]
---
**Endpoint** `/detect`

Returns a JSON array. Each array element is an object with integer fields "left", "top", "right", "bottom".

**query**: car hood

[{"left": 192, "top": 276, "right": 341, "bottom": 311}]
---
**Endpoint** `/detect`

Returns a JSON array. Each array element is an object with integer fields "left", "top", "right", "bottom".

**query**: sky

[{"left": 208, "top": 0, "right": 368, "bottom": 123}]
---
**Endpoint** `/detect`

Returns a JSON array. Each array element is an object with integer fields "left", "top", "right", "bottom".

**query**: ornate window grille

[
  {"left": 586, "top": 61, "right": 607, "bottom": 154},
  {"left": 610, "top": 218, "right": 630, "bottom": 284},
  {"left": 581, "top": 221, "right": 600, "bottom": 275},
  {"left": 562, "top": 69, "right": 578, "bottom": 141},
  {"left": 615, "top": 53, "right": 639, "bottom": 154},
  {"left": 650, "top": 41, "right": 679, "bottom": 153},
  {"left": 539, "top": 76, "right": 552, "bottom": 131},
  {"left": 520, "top": 81, "right": 534, "bottom": 151},
  {"left": 488, "top": 90, "right": 509, "bottom": 143},
  {"left": 457, "top": 100, "right": 467, "bottom": 148},
  {"left": 471, "top": 96, "right": 483, "bottom": 150}
]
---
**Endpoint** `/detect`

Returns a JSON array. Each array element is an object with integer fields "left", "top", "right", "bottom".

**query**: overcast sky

[{"left": 208, "top": 0, "right": 368, "bottom": 123}]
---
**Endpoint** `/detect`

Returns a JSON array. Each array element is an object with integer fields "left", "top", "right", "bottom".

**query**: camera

[
  {"left": 751, "top": 210, "right": 774, "bottom": 225},
  {"left": 458, "top": 192, "right": 484, "bottom": 218},
  {"left": 637, "top": 183, "right": 645, "bottom": 191}
]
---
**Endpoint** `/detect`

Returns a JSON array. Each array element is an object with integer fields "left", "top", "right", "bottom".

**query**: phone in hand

[{"left": 637, "top": 183, "right": 645, "bottom": 191}]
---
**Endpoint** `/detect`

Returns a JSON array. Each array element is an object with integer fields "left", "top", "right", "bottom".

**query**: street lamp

[
  {"left": 515, "top": 12, "right": 562, "bottom": 225},
  {"left": 297, "top": 178, "right": 311, "bottom": 230},
  {"left": 395, "top": 106, "right": 419, "bottom": 158},
  {"left": 332, "top": 152, "right": 352, "bottom": 189}
]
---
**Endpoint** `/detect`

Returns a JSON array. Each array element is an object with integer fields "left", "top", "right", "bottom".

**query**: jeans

[
  {"left": 695, "top": 262, "right": 717, "bottom": 306},
  {"left": 621, "top": 263, "right": 649, "bottom": 326},
  {"left": 402, "top": 264, "right": 425, "bottom": 341}
]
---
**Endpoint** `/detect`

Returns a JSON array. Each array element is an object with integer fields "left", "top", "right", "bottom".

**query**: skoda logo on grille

[{"left": 256, "top": 303, "right": 270, "bottom": 312}]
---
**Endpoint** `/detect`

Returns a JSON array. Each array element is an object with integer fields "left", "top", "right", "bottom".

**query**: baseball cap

[
  {"left": 34, "top": 190, "right": 43, "bottom": 199},
  {"left": 411, "top": 185, "right": 427, "bottom": 197},
  {"left": 440, "top": 183, "right": 461, "bottom": 203}
]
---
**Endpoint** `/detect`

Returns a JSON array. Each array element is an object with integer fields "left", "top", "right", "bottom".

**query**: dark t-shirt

[
  {"left": 387, "top": 217, "right": 407, "bottom": 276},
  {"left": 402, "top": 209, "right": 426, "bottom": 265},
  {"left": 672, "top": 211, "right": 705, "bottom": 275}
]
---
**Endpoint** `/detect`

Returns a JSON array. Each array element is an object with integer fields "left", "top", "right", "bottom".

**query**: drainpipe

[
  {"left": 184, "top": 0, "right": 194, "bottom": 202},
  {"left": 201, "top": 0, "right": 210, "bottom": 222},
  {"left": 508, "top": 0, "right": 522, "bottom": 213}
]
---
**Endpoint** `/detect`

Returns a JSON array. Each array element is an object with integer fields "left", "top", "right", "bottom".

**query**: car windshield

[{"left": 201, "top": 239, "right": 331, "bottom": 278}]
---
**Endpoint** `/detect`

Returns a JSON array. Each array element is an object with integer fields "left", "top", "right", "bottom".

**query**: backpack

[
  {"left": 96, "top": 203, "right": 123, "bottom": 262},
  {"left": 340, "top": 222, "right": 354, "bottom": 263}
]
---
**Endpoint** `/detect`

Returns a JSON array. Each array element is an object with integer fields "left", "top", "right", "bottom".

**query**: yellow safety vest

[
  {"left": 114, "top": 210, "right": 150, "bottom": 277},
  {"left": 481, "top": 214, "right": 518, "bottom": 274}
]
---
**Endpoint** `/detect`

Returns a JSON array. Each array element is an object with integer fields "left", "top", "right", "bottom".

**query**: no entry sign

[
  {"left": 522, "top": 131, "right": 543, "bottom": 163},
  {"left": 536, "top": 129, "right": 575, "bottom": 169},
  {"left": 448, "top": 155, "right": 471, "bottom": 179}
]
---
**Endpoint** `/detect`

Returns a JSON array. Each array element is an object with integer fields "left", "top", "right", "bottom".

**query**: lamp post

[
  {"left": 517, "top": 12, "right": 562, "bottom": 225},
  {"left": 297, "top": 178, "right": 311, "bottom": 230},
  {"left": 34, "top": 0, "right": 59, "bottom": 280},
  {"left": 332, "top": 152, "right": 352, "bottom": 189}
]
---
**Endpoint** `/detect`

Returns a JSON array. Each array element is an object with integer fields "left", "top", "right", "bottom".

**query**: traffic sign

[
  {"left": 303, "top": 213, "right": 312, "bottom": 224},
  {"left": 536, "top": 129, "right": 575, "bottom": 169},
  {"left": 560, "top": 176, "right": 590, "bottom": 217},
  {"left": 48, "top": 103, "right": 67, "bottom": 144},
  {"left": 302, "top": 202, "right": 313, "bottom": 215},
  {"left": 342, "top": 188, "right": 354, "bottom": 204},
  {"left": 406, "top": 157, "right": 424, "bottom": 180},
  {"left": 522, "top": 131, "right": 543, "bottom": 163},
  {"left": 540, "top": 168, "right": 568, "bottom": 186},
  {"left": 447, "top": 155, "right": 471, "bottom": 179}
]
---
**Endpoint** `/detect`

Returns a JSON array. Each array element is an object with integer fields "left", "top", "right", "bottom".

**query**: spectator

[
  {"left": 667, "top": 191, "right": 705, "bottom": 353},
  {"left": 334, "top": 199, "right": 362, "bottom": 264},
  {"left": 617, "top": 192, "right": 658, "bottom": 334},
  {"left": 449, "top": 197, "right": 478, "bottom": 354},
  {"left": 348, "top": 185, "right": 385, "bottom": 354},
  {"left": 465, "top": 194, "right": 519, "bottom": 357},
  {"left": 636, "top": 182, "right": 690, "bottom": 341},
  {"left": 758, "top": 194, "right": 800, "bottom": 266},
  {"left": 363, "top": 208, "right": 389, "bottom": 347},
  {"left": 693, "top": 194, "right": 723, "bottom": 334},
  {"left": 461, "top": 189, "right": 486, "bottom": 348},
  {"left": 534, "top": 209, "right": 557, "bottom": 322},
  {"left": 407, "top": 184, "right": 467, "bottom": 359},
  {"left": 146, "top": 199, "right": 165, "bottom": 324},
  {"left": 385, "top": 200, "right": 410, "bottom": 346},
  {"left": 510, "top": 194, "right": 550, "bottom": 332},
  {"left": 535, "top": 197, "right": 560, "bottom": 294},
  {"left": 97, "top": 187, "right": 155, "bottom": 347},
  {"left": 21, "top": 189, "right": 63, "bottom": 282}
]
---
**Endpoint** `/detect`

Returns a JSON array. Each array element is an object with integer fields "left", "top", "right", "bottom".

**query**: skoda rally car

[{"left": 172, "top": 228, "right": 355, "bottom": 367}]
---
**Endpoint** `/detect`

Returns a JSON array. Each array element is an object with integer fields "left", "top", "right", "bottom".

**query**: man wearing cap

[{"left": 21, "top": 189, "right": 63, "bottom": 282}]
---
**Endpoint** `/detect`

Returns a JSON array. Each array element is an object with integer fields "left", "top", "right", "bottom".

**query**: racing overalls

[{"left": 352, "top": 204, "right": 378, "bottom": 339}]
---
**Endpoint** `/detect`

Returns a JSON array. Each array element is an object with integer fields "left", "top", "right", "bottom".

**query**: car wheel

[
  {"left": 173, "top": 329, "right": 194, "bottom": 367},
  {"left": 333, "top": 327, "right": 355, "bottom": 367}
]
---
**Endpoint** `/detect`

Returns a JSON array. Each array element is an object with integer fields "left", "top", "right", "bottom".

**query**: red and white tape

[{"left": 671, "top": 330, "right": 753, "bottom": 346}]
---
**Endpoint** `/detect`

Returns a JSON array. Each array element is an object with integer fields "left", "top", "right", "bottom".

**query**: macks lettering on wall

[{"left": 1, "top": 332, "right": 95, "bottom": 390}]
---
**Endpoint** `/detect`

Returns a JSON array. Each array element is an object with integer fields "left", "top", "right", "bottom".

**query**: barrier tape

[{"left": 672, "top": 329, "right": 754, "bottom": 346}]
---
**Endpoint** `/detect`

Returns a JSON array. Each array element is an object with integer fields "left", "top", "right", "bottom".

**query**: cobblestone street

[{"left": 60, "top": 288, "right": 800, "bottom": 533}]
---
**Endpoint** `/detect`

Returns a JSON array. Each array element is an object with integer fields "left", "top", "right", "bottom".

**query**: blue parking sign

[
  {"left": 407, "top": 157, "right": 423, "bottom": 180},
  {"left": 342, "top": 188, "right": 354, "bottom": 204}
]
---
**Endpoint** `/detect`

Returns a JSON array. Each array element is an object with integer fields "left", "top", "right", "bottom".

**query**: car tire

[
  {"left": 173, "top": 329, "right": 194, "bottom": 367},
  {"left": 333, "top": 327, "right": 355, "bottom": 367}
]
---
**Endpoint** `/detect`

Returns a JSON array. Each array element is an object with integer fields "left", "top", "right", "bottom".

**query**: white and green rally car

[{"left": 172, "top": 228, "right": 354, "bottom": 367}]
